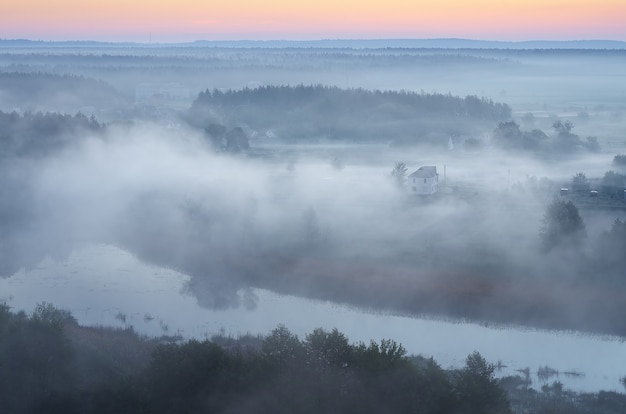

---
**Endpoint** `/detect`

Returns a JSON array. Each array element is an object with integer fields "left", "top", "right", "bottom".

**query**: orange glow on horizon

[{"left": 2, "top": 0, "right": 625, "bottom": 41}]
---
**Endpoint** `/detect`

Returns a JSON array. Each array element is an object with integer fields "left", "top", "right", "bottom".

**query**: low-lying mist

[{"left": 2, "top": 118, "right": 625, "bottom": 337}]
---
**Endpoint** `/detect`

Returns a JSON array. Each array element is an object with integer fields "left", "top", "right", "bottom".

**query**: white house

[{"left": 408, "top": 166, "right": 438, "bottom": 195}]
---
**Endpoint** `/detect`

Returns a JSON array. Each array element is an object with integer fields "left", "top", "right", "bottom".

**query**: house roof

[{"left": 408, "top": 166, "right": 437, "bottom": 178}]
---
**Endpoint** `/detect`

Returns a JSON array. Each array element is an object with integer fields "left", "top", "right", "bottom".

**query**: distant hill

[
  {"left": 188, "top": 85, "right": 511, "bottom": 145},
  {"left": 0, "top": 72, "right": 129, "bottom": 112},
  {"left": 1, "top": 38, "right": 625, "bottom": 50},
  {"left": 0, "top": 38, "right": 135, "bottom": 48},
  {"left": 186, "top": 39, "right": 626, "bottom": 50}
]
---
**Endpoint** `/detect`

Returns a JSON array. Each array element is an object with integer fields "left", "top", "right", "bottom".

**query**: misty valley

[{"left": 2, "top": 41, "right": 626, "bottom": 413}]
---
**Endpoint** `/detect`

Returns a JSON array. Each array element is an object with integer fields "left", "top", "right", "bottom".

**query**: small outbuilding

[{"left": 408, "top": 166, "right": 438, "bottom": 195}]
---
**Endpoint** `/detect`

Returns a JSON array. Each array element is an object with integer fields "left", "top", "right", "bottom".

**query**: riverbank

[
  {"left": 2, "top": 244, "right": 626, "bottom": 393},
  {"left": 232, "top": 253, "right": 626, "bottom": 338}
]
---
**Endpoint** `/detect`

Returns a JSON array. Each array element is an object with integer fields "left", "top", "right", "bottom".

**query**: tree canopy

[
  {"left": 188, "top": 85, "right": 511, "bottom": 145},
  {"left": 540, "top": 198, "right": 586, "bottom": 252},
  {"left": 0, "top": 110, "right": 104, "bottom": 158},
  {"left": 391, "top": 161, "right": 408, "bottom": 188},
  {"left": 492, "top": 120, "right": 600, "bottom": 154}
]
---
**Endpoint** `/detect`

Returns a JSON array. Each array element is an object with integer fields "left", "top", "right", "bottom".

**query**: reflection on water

[{"left": 1, "top": 243, "right": 625, "bottom": 394}]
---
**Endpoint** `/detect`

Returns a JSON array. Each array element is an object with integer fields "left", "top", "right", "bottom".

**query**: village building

[{"left": 408, "top": 166, "right": 438, "bottom": 195}]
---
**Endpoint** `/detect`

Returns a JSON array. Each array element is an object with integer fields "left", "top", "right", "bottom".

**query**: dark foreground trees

[
  {"left": 4, "top": 304, "right": 626, "bottom": 413},
  {"left": 0, "top": 303, "right": 76, "bottom": 414},
  {"left": 454, "top": 351, "right": 510, "bottom": 414},
  {"left": 1, "top": 305, "right": 514, "bottom": 414},
  {"left": 103, "top": 325, "right": 510, "bottom": 414}
]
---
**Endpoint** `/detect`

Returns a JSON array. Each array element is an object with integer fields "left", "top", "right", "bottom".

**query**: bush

[
  {"left": 613, "top": 154, "right": 626, "bottom": 166},
  {"left": 453, "top": 351, "right": 512, "bottom": 414},
  {"left": 601, "top": 171, "right": 625, "bottom": 198},
  {"left": 540, "top": 199, "right": 586, "bottom": 252},
  {"left": 571, "top": 172, "right": 590, "bottom": 195}
]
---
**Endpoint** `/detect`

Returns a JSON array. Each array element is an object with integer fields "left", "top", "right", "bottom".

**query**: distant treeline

[
  {"left": 0, "top": 49, "right": 514, "bottom": 72},
  {"left": 0, "top": 110, "right": 104, "bottom": 158},
  {"left": 189, "top": 85, "right": 511, "bottom": 145},
  {"left": 491, "top": 120, "right": 600, "bottom": 154},
  {"left": 0, "top": 72, "right": 129, "bottom": 111},
  {"left": 194, "top": 85, "right": 511, "bottom": 118}
]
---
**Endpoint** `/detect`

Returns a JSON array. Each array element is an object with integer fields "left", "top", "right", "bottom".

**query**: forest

[
  {"left": 3, "top": 303, "right": 626, "bottom": 414},
  {"left": 0, "top": 110, "right": 104, "bottom": 157},
  {"left": 0, "top": 72, "right": 130, "bottom": 114},
  {"left": 189, "top": 84, "right": 511, "bottom": 145}
]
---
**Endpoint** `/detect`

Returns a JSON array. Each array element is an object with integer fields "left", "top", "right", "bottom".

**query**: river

[{"left": 1, "top": 243, "right": 625, "bottom": 394}]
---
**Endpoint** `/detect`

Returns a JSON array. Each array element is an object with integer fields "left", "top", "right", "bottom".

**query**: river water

[{"left": 1, "top": 243, "right": 625, "bottom": 394}]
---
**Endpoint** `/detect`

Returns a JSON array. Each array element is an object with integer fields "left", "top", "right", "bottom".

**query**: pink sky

[{"left": 2, "top": 0, "right": 625, "bottom": 42}]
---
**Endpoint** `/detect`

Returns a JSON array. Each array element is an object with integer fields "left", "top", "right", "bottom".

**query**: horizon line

[{"left": 2, "top": 37, "right": 626, "bottom": 49}]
